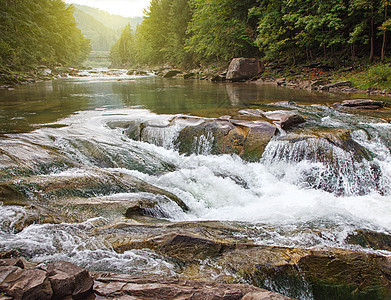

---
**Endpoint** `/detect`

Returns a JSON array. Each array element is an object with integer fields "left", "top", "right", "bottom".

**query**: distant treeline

[
  {"left": 111, "top": 0, "right": 391, "bottom": 68},
  {"left": 73, "top": 4, "right": 142, "bottom": 51},
  {"left": 0, "top": 0, "right": 91, "bottom": 70}
]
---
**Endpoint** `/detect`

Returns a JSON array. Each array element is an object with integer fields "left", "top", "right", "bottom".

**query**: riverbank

[
  {"left": 0, "top": 66, "right": 81, "bottom": 89},
  {"left": 150, "top": 60, "right": 391, "bottom": 97}
]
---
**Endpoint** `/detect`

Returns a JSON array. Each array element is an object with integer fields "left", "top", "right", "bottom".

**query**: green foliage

[
  {"left": 185, "top": 0, "right": 259, "bottom": 63},
  {"left": 110, "top": 24, "right": 137, "bottom": 67},
  {"left": 72, "top": 5, "right": 142, "bottom": 51},
  {"left": 0, "top": 0, "right": 91, "bottom": 70},
  {"left": 367, "top": 64, "right": 391, "bottom": 87},
  {"left": 109, "top": 0, "right": 391, "bottom": 69}
]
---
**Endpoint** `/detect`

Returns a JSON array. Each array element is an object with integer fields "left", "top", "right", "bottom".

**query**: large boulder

[{"left": 227, "top": 58, "right": 264, "bottom": 81}]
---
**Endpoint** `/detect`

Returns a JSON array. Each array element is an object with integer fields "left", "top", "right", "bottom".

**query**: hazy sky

[{"left": 64, "top": 0, "right": 151, "bottom": 17}]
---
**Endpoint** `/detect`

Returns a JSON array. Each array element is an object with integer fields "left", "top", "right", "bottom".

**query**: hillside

[{"left": 72, "top": 4, "right": 142, "bottom": 51}]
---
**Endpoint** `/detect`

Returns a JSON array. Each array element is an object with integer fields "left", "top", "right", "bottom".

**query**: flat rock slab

[
  {"left": 93, "top": 273, "right": 292, "bottom": 300},
  {"left": 340, "top": 99, "right": 385, "bottom": 109}
]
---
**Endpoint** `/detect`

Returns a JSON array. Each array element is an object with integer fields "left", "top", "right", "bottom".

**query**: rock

[
  {"left": 276, "top": 78, "right": 286, "bottom": 86},
  {"left": 227, "top": 58, "right": 264, "bottom": 82},
  {"left": 0, "top": 266, "right": 53, "bottom": 300},
  {"left": 211, "top": 74, "right": 225, "bottom": 82},
  {"left": 320, "top": 81, "right": 352, "bottom": 91},
  {"left": 42, "top": 261, "right": 93, "bottom": 299},
  {"left": 311, "top": 79, "right": 331, "bottom": 87},
  {"left": 242, "top": 291, "right": 292, "bottom": 300},
  {"left": 0, "top": 259, "right": 24, "bottom": 269},
  {"left": 93, "top": 273, "right": 288, "bottom": 300},
  {"left": 263, "top": 112, "right": 305, "bottom": 130},
  {"left": 183, "top": 72, "right": 197, "bottom": 79},
  {"left": 340, "top": 99, "right": 385, "bottom": 109},
  {"left": 240, "top": 121, "right": 278, "bottom": 161},
  {"left": 176, "top": 117, "right": 276, "bottom": 159},
  {"left": 346, "top": 230, "right": 391, "bottom": 251},
  {"left": 278, "top": 114, "right": 305, "bottom": 129},
  {"left": 218, "top": 246, "right": 391, "bottom": 300},
  {"left": 163, "top": 70, "right": 181, "bottom": 78},
  {"left": 238, "top": 109, "right": 264, "bottom": 117}
]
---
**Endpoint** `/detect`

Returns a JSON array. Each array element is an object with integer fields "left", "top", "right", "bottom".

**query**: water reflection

[{"left": 0, "top": 74, "right": 389, "bottom": 134}]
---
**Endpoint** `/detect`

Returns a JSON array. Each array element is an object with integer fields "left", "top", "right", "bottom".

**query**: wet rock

[
  {"left": 176, "top": 118, "right": 277, "bottom": 159},
  {"left": 346, "top": 230, "right": 391, "bottom": 251},
  {"left": 227, "top": 58, "right": 264, "bottom": 82},
  {"left": 340, "top": 99, "right": 385, "bottom": 109},
  {"left": 114, "top": 233, "right": 225, "bottom": 262},
  {"left": 241, "top": 121, "right": 278, "bottom": 161},
  {"left": 93, "top": 273, "right": 283, "bottom": 300},
  {"left": 218, "top": 246, "right": 391, "bottom": 300},
  {"left": 163, "top": 70, "right": 181, "bottom": 78},
  {"left": 42, "top": 261, "right": 93, "bottom": 299},
  {"left": 0, "top": 266, "right": 53, "bottom": 300},
  {"left": 242, "top": 291, "right": 292, "bottom": 300},
  {"left": 263, "top": 112, "right": 305, "bottom": 130},
  {"left": 238, "top": 109, "right": 264, "bottom": 117}
]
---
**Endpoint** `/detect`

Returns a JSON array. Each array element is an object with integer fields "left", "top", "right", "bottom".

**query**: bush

[{"left": 366, "top": 64, "right": 391, "bottom": 88}]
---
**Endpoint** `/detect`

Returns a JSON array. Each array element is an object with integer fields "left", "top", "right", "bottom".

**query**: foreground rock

[
  {"left": 93, "top": 273, "right": 292, "bottom": 299},
  {"left": 0, "top": 260, "right": 93, "bottom": 300},
  {"left": 101, "top": 221, "right": 391, "bottom": 300},
  {"left": 227, "top": 58, "right": 264, "bottom": 81},
  {"left": 339, "top": 99, "right": 385, "bottom": 109}
]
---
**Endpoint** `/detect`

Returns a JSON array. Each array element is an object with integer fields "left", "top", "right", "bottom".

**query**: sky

[{"left": 63, "top": 0, "right": 151, "bottom": 17}]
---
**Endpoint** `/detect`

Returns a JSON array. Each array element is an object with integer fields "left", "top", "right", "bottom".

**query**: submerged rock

[
  {"left": 227, "top": 58, "right": 264, "bottom": 82},
  {"left": 346, "top": 230, "right": 391, "bottom": 251}
]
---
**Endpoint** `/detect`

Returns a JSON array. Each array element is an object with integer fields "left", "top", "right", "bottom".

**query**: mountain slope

[{"left": 72, "top": 4, "right": 142, "bottom": 51}]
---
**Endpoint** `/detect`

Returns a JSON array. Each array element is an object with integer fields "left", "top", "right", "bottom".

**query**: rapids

[{"left": 1, "top": 69, "right": 391, "bottom": 293}]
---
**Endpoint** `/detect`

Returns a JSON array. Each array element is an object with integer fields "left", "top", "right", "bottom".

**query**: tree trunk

[
  {"left": 381, "top": 2, "right": 388, "bottom": 61},
  {"left": 370, "top": 2, "right": 374, "bottom": 61}
]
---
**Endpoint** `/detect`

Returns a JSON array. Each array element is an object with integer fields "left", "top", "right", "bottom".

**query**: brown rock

[
  {"left": 44, "top": 261, "right": 93, "bottom": 299},
  {"left": 0, "top": 266, "right": 53, "bottom": 300},
  {"left": 227, "top": 58, "right": 264, "bottom": 82},
  {"left": 163, "top": 70, "right": 181, "bottom": 78},
  {"left": 320, "top": 81, "right": 352, "bottom": 91},
  {"left": 340, "top": 99, "right": 385, "bottom": 109},
  {"left": 93, "top": 273, "right": 287, "bottom": 300},
  {"left": 242, "top": 291, "right": 293, "bottom": 300},
  {"left": 242, "top": 121, "right": 277, "bottom": 161},
  {"left": 0, "top": 259, "right": 24, "bottom": 269},
  {"left": 278, "top": 114, "right": 305, "bottom": 129}
]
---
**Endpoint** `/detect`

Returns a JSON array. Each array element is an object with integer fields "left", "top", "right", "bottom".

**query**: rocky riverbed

[{"left": 1, "top": 70, "right": 391, "bottom": 299}]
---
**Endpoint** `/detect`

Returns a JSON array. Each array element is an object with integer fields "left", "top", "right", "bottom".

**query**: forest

[
  {"left": 0, "top": 0, "right": 91, "bottom": 71},
  {"left": 110, "top": 0, "right": 391, "bottom": 69}
]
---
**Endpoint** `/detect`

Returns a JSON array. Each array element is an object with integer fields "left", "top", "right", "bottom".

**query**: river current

[{"left": 1, "top": 69, "right": 391, "bottom": 279}]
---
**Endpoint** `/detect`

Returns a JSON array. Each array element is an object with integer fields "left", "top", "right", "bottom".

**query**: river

[{"left": 1, "top": 69, "right": 391, "bottom": 298}]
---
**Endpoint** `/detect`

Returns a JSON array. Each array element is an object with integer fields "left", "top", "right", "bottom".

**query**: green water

[{"left": 0, "top": 73, "right": 389, "bottom": 134}]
